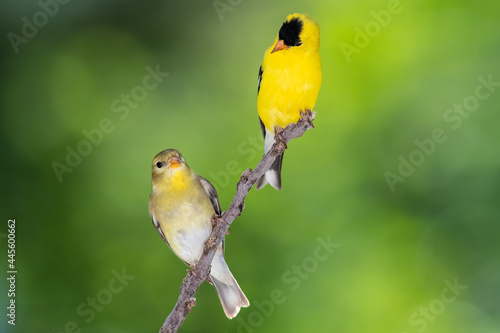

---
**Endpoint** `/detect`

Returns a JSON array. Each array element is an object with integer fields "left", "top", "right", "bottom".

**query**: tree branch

[{"left": 159, "top": 110, "right": 316, "bottom": 333}]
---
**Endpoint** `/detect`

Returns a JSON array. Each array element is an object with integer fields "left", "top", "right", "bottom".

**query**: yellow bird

[
  {"left": 148, "top": 149, "right": 249, "bottom": 319},
  {"left": 256, "top": 13, "right": 322, "bottom": 190}
]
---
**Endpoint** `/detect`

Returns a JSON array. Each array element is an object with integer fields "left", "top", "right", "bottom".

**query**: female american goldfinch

[
  {"left": 256, "top": 13, "right": 322, "bottom": 190},
  {"left": 148, "top": 149, "right": 249, "bottom": 319}
]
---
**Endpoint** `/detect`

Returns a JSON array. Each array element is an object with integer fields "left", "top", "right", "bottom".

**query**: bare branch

[{"left": 159, "top": 110, "right": 316, "bottom": 333}]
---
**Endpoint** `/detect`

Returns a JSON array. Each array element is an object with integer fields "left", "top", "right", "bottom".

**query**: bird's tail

[
  {"left": 256, "top": 127, "right": 283, "bottom": 190},
  {"left": 210, "top": 254, "right": 249, "bottom": 319},
  {"left": 256, "top": 154, "right": 283, "bottom": 190},
  {"left": 211, "top": 274, "right": 249, "bottom": 319}
]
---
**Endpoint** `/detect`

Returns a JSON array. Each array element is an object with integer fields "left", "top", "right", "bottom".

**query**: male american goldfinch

[
  {"left": 256, "top": 13, "right": 322, "bottom": 190},
  {"left": 148, "top": 149, "right": 249, "bottom": 319}
]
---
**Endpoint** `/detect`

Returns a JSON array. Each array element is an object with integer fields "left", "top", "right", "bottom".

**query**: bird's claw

[
  {"left": 211, "top": 214, "right": 230, "bottom": 235},
  {"left": 300, "top": 109, "right": 316, "bottom": 129},
  {"left": 273, "top": 126, "right": 287, "bottom": 153}
]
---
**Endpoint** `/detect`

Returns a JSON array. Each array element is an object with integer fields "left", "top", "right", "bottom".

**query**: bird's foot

[
  {"left": 273, "top": 126, "right": 287, "bottom": 153},
  {"left": 211, "top": 214, "right": 231, "bottom": 235},
  {"left": 299, "top": 109, "right": 316, "bottom": 129}
]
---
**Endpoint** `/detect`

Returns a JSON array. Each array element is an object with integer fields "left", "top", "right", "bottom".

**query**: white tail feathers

[
  {"left": 210, "top": 251, "right": 249, "bottom": 318},
  {"left": 255, "top": 156, "right": 282, "bottom": 190},
  {"left": 211, "top": 274, "right": 249, "bottom": 319},
  {"left": 256, "top": 127, "right": 283, "bottom": 190}
]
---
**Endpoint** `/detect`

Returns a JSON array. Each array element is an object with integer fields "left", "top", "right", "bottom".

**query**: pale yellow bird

[{"left": 148, "top": 149, "right": 249, "bottom": 319}]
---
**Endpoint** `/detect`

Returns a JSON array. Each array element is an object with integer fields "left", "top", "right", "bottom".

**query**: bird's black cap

[
  {"left": 278, "top": 17, "right": 303, "bottom": 47},
  {"left": 279, "top": 18, "right": 303, "bottom": 47}
]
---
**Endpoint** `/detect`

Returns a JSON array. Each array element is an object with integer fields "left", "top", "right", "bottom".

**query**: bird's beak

[
  {"left": 169, "top": 157, "right": 182, "bottom": 169},
  {"left": 271, "top": 40, "right": 288, "bottom": 54}
]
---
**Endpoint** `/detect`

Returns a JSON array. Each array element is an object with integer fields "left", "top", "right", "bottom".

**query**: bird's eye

[{"left": 156, "top": 162, "right": 163, "bottom": 168}]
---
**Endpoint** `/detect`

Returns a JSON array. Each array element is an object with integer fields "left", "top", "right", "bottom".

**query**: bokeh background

[{"left": 1, "top": 0, "right": 499, "bottom": 332}]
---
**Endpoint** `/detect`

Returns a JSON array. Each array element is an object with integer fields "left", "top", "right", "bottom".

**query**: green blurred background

[{"left": 1, "top": 0, "right": 499, "bottom": 332}]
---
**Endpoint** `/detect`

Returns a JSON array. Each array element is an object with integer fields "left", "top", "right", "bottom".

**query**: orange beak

[
  {"left": 271, "top": 40, "right": 288, "bottom": 54},
  {"left": 169, "top": 156, "right": 181, "bottom": 169}
]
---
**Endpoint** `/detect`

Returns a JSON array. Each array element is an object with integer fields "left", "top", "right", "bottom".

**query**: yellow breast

[
  {"left": 257, "top": 48, "right": 322, "bottom": 133},
  {"left": 149, "top": 169, "right": 214, "bottom": 264}
]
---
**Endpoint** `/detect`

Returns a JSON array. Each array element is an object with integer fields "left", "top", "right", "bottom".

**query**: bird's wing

[
  {"left": 259, "top": 116, "right": 266, "bottom": 139},
  {"left": 257, "top": 66, "right": 263, "bottom": 94},
  {"left": 199, "top": 176, "right": 221, "bottom": 215},
  {"left": 150, "top": 212, "right": 192, "bottom": 267},
  {"left": 198, "top": 176, "right": 225, "bottom": 255},
  {"left": 257, "top": 65, "right": 266, "bottom": 139},
  {"left": 150, "top": 212, "right": 171, "bottom": 249}
]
